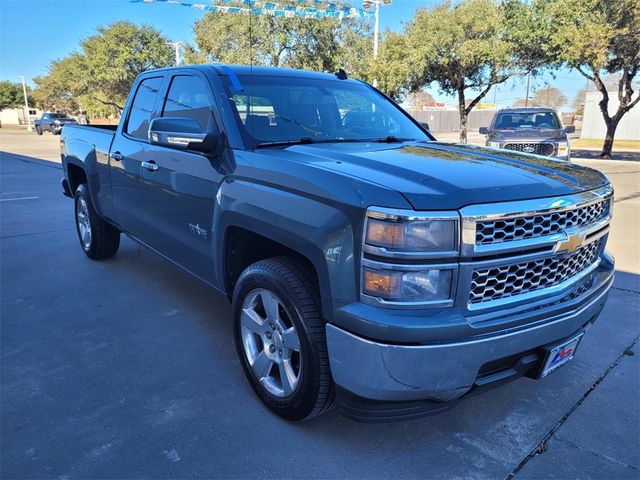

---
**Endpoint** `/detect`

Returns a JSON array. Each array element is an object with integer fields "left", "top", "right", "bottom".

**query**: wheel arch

[{"left": 214, "top": 180, "right": 359, "bottom": 322}]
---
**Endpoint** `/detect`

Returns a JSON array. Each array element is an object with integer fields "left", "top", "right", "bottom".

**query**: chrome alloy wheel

[
  {"left": 76, "top": 196, "right": 92, "bottom": 250},
  {"left": 240, "top": 288, "right": 302, "bottom": 398}
]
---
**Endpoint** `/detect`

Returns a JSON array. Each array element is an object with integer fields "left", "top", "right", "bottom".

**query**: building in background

[
  {"left": 0, "top": 107, "right": 41, "bottom": 127},
  {"left": 581, "top": 91, "right": 639, "bottom": 140}
]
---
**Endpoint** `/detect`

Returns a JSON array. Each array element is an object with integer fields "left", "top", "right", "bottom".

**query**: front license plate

[{"left": 540, "top": 333, "right": 584, "bottom": 378}]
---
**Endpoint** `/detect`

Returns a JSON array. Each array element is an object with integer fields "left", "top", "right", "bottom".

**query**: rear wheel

[
  {"left": 74, "top": 183, "right": 120, "bottom": 259},
  {"left": 35, "top": 126, "right": 42, "bottom": 135},
  {"left": 233, "top": 257, "right": 334, "bottom": 421}
]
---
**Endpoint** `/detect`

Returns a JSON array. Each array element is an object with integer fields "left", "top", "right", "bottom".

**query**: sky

[{"left": 0, "top": 0, "right": 587, "bottom": 110}]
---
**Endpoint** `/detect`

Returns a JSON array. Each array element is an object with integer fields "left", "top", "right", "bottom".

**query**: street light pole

[
  {"left": 166, "top": 41, "right": 182, "bottom": 66},
  {"left": 363, "top": 0, "right": 391, "bottom": 86},
  {"left": 373, "top": 1, "right": 380, "bottom": 58},
  {"left": 525, "top": 71, "right": 531, "bottom": 107},
  {"left": 17, "top": 75, "right": 32, "bottom": 132}
]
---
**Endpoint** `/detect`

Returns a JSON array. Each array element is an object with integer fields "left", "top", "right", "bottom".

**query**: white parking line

[{"left": 0, "top": 196, "right": 40, "bottom": 202}]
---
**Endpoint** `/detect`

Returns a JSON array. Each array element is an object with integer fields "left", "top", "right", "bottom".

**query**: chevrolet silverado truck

[
  {"left": 35, "top": 112, "right": 77, "bottom": 135},
  {"left": 60, "top": 65, "right": 614, "bottom": 422},
  {"left": 480, "top": 107, "right": 576, "bottom": 160}
]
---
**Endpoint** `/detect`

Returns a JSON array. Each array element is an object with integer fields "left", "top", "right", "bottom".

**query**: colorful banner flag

[{"left": 132, "top": 0, "right": 373, "bottom": 19}]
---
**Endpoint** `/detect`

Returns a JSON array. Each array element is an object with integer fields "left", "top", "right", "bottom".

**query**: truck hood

[
  {"left": 267, "top": 141, "right": 608, "bottom": 210},
  {"left": 489, "top": 129, "right": 567, "bottom": 142}
]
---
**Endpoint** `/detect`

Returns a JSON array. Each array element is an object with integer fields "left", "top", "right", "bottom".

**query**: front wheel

[
  {"left": 35, "top": 126, "right": 42, "bottom": 135},
  {"left": 74, "top": 184, "right": 120, "bottom": 259},
  {"left": 233, "top": 257, "right": 334, "bottom": 421}
]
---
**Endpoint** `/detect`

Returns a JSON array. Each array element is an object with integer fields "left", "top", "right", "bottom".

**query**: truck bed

[{"left": 61, "top": 125, "right": 117, "bottom": 156}]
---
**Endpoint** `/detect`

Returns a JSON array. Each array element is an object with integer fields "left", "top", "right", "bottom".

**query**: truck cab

[{"left": 60, "top": 65, "right": 614, "bottom": 422}]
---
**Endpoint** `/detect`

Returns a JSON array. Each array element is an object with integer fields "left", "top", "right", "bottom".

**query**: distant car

[
  {"left": 34, "top": 113, "right": 77, "bottom": 135},
  {"left": 479, "top": 107, "right": 576, "bottom": 160}
]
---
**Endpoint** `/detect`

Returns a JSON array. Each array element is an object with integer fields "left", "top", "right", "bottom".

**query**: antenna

[{"left": 249, "top": 7, "right": 254, "bottom": 149}]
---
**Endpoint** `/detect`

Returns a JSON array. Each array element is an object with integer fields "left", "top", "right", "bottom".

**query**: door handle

[
  {"left": 110, "top": 151, "right": 123, "bottom": 162},
  {"left": 142, "top": 161, "right": 158, "bottom": 172}
]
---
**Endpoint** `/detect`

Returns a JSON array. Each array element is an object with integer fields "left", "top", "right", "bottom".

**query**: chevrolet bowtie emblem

[{"left": 555, "top": 230, "right": 586, "bottom": 254}]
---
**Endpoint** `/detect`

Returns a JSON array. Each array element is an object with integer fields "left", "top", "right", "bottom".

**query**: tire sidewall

[
  {"left": 233, "top": 265, "right": 323, "bottom": 421},
  {"left": 36, "top": 126, "right": 42, "bottom": 135},
  {"left": 74, "top": 184, "right": 93, "bottom": 255}
]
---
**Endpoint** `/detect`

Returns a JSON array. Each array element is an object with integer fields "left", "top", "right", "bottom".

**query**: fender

[
  {"left": 213, "top": 178, "right": 359, "bottom": 321},
  {"left": 62, "top": 133, "right": 116, "bottom": 223}
]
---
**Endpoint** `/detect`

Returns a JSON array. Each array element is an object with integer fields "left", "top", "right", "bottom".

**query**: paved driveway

[{"left": 1, "top": 130, "right": 638, "bottom": 479}]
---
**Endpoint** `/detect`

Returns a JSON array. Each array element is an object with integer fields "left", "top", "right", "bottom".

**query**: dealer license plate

[{"left": 540, "top": 333, "right": 584, "bottom": 378}]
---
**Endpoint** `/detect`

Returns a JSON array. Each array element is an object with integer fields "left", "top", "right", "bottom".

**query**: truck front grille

[
  {"left": 476, "top": 198, "right": 611, "bottom": 245},
  {"left": 469, "top": 239, "right": 602, "bottom": 304},
  {"left": 503, "top": 143, "right": 554, "bottom": 156}
]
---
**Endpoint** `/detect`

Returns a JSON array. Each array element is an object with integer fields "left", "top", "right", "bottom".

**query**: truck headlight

[
  {"left": 557, "top": 142, "right": 569, "bottom": 157},
  {"left": 363, "top": 266, "right": 454, "bottom": 303},
  {"left": 365, "top": 208, "right": 459, "bottom": 255},
  {"left": 487, "top": 141, "right": 501, "bottom": 148}
]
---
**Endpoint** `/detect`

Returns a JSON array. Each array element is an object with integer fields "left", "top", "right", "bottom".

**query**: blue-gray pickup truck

[{"left": 60, "top": 65, "right": 614, "bottom": 422}]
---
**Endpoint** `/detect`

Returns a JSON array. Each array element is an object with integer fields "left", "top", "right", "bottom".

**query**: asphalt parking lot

[{"left": 1, "top": 129, "right": 639, "bottom": 479}]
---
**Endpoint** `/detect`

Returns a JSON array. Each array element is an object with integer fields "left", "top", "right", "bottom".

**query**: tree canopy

[
  {"left": 187, "top": 6, "right": 372, "bottom": 78},
  {"left": 374, "top": 0, "right": 529, "bottom": 142},
  {"left": 535, "top": 0, "right": 640, "bottom": 157},
  {"left": 0, "top": 81, "right": 29, "bottom": 111},
  {"left": 33, "top": 22, "right": 174, "bottom": 115},
  {"left": 521, "top": 86, "right": 568, "bottom": 110}
]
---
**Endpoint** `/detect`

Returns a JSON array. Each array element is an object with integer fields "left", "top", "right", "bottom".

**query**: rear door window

[{"left": 126, "top": 76, "right": 163, "bottom": 139}]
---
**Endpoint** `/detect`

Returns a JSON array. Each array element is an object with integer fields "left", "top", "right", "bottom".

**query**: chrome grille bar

[{"left": 469, "top": 239, "right": 602, "bottom": 304}]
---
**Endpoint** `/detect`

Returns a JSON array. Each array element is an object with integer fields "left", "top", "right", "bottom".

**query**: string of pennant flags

[{"left": 132, "top": 0, "right": 374, "bottom": 19}]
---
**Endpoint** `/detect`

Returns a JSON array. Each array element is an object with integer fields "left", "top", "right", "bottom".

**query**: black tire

[
  {"left": 74, "top": 183, "right": 120, "bottom": 260},
  {"left": 36, "top": 126, "right": 42, "bottom": 135},
  {"left": 233, "top": 256, "right": 334, "bottom": 421}
]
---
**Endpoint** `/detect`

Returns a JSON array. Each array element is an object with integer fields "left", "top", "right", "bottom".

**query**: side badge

[{"left": 189, "top": 223, "right": 208, "bottom": 240}]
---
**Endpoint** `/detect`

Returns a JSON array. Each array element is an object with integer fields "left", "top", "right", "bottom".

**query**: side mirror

[
  {"left": 149, "top": 117, "right": 222, "bottom": 155},
  {"left": 563, "top": 125, "right": 576, "bottom": 134},
  {"left": 420, "top": 121, "right": 430, "bottom": 131},
  {"left": 479, "top": 127, "right": 488, "bottom": 135}
]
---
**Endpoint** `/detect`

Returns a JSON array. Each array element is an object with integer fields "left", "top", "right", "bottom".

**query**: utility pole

[
  {"left": 166, "top": 41, "right": 182, "bottom": 66},
  {"left": 17, "top": 75, "right": 32, "bottom": 132},
  {"left": 525, "top": 71, "right": 531, "bottom": 107}
]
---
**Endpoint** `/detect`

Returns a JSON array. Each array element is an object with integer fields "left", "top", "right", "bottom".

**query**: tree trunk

[
  {"left": 457, "top": 89, "right": 467, "bottom": 143},
  {"left": 600, "top": 117, "right": 620, "bottom": 159}
]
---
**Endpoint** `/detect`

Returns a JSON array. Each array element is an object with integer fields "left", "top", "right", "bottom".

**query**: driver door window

[{"left": 161, "top": 75, "right": 214, "bottom": 132}]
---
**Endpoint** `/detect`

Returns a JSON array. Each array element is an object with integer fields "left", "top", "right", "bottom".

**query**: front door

[
  {"left": 138, "top": 73, "right": 222, "bottom": 283},
  {"left": 109, "top": 76, "right": 164, "bottom": 239}
]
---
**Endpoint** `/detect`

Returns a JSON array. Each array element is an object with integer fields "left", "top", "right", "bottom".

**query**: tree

[
  {"left": 0, "top": 81, "right": 24, "bottom": 110},
  {"left": 190, "top": 5, "right": 371, "bottom": 78},
  {"left": 406, "top": 90, "right": 435, "bottom": 110},
  {"left": 571, "top": 85, "right": 589, "bottom": 116},
  {"left": 531, "top": 86, "right": 567, "bottom": 110},
  {"left": 379, "top": 0, "right": 527, "bottom": 142},
  {"left": 33, "top": 22, "right": 174, "bottom": 115},
  {"left": 512, "top": 98, "right": 539, "bottom": 108},
  {"left": 540, "top": 0, "right": 640, "bottom": 158}
]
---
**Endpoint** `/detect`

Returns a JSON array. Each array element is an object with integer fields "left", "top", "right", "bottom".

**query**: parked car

[
  {"left": 60, "top": 65, "right": 614, "bottom": 422},
  {"left": 479, "top": 107, "right": 576, "bottom": 160},
  {"left": 34, "top": 112, "right": 77, "bottom": 135}
]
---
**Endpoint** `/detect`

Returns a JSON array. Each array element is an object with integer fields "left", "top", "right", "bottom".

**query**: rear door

[
  {"left": 109, "top": 75, "right": 165, "bottom": 239},
  {"left": 138, "top": 71, "right": 223, "bottom": 282}
]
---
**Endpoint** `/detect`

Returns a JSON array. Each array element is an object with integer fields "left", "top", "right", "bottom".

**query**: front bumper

[{"left": 326, "top": 258, "right": 613, "bottom": 420}]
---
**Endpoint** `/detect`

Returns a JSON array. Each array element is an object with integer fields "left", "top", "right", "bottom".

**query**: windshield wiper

[
  {"left": 372, "top": 136, "right": 415, "bottom": 143},
  {"left": 256, "top": 136, "right": 415, "bottom": 148}
]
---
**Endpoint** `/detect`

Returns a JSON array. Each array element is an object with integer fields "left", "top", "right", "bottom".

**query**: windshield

[
  {"left": 222, "top": 74, "right": 430, "bottom": 146},
  {"left": 493, "top": 111, "right": 561, "bottom": 130},
  {"left": 49, "top": 113, "right": 67, "bottom": 118}
]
